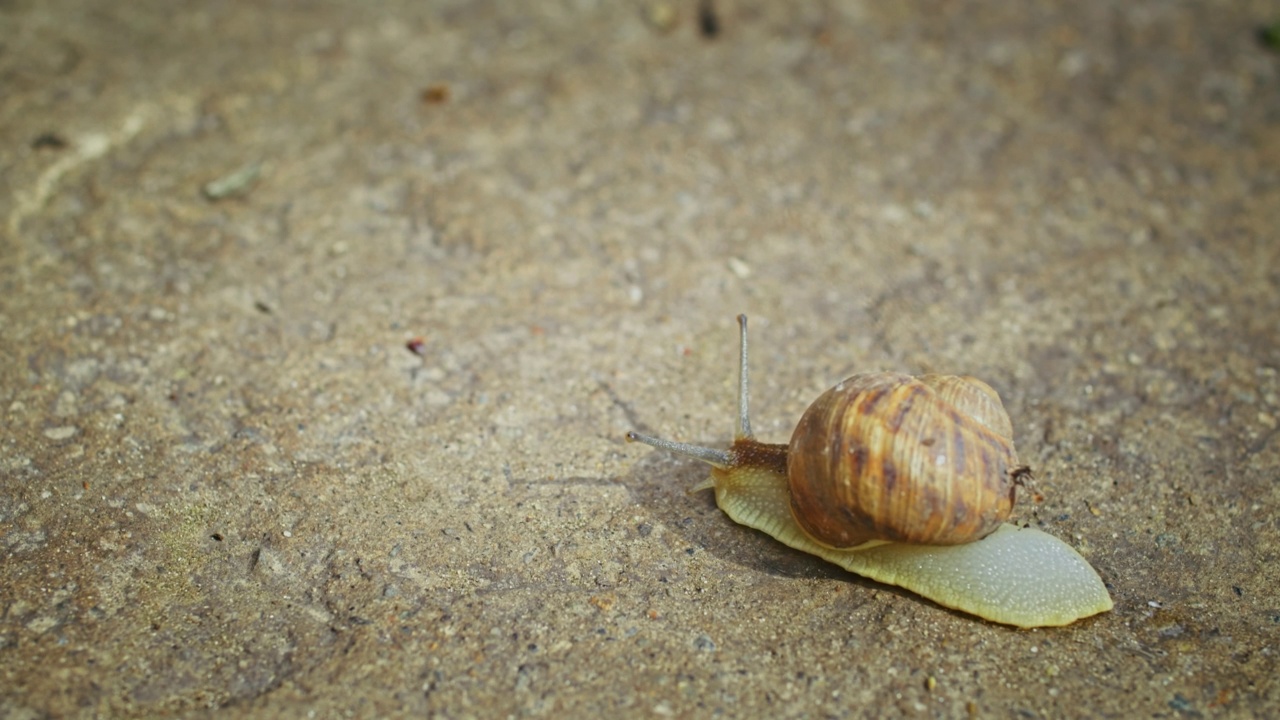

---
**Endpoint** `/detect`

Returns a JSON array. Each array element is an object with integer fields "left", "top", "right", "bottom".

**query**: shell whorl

[{"left": 786, "top": 372, "right": 1018, "bottom": 549}]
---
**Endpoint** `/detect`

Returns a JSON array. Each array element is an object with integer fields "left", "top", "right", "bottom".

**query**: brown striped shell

[{"left": 787, "top": 372, "right": 1019, "bottom": 548}]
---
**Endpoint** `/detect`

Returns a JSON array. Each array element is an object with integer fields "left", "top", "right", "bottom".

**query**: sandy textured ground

[{"left": 2, "top": 1, "right": 1278, "bottom": 717}]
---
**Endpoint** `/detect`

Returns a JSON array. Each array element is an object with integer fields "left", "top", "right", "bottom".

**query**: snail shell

[
  {"left": 627, "top": 315, "right": 1112, "bottom": 628},
  {"left": 788, "top": 372, "right": 1018, "bottom": 548}
]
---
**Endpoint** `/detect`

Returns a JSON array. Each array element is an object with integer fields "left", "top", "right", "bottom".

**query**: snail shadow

[{"left": 622, "top": 447, "right": 863, "bottom": 585}]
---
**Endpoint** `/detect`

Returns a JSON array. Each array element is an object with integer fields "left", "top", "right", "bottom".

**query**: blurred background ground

[{"left": 1, "top": 1, "right": 1277, "bottom": 717}]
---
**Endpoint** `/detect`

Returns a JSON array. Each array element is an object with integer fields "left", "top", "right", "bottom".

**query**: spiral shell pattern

[{"left": 787, "top": 372, "right": 1018, "bottom": 548}]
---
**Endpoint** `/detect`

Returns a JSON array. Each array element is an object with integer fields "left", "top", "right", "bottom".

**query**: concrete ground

[{"left": 2, "top": 1, "right": 1277, "bottom": 717}]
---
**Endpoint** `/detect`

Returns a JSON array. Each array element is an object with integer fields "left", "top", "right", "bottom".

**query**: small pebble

[
  {"left": 44, "top": 426, "right": 78, "bottom": 440},
  {"left": 643, "top": 2, "right": 678, "bottom": 33}
]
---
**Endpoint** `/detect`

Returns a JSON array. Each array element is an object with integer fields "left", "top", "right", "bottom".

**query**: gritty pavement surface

[{"left": 2, "top": 1, "right": 1277, "bottom": 717}]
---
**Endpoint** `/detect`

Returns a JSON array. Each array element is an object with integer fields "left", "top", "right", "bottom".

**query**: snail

[{"left": 627, "top": 315, "right": 1112, "bottom": 628}]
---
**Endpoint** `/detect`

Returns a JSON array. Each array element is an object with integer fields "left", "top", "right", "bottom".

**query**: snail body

[{"left": 627, "top": 315, "right": 1112, "bottom": 628}]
